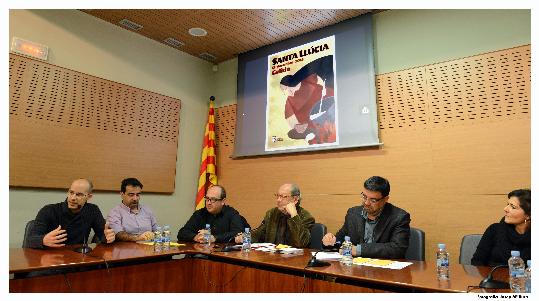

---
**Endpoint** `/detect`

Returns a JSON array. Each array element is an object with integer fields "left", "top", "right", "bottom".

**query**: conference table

[{"left": 9, "top": 242, "right": 508, "bottom": 293}]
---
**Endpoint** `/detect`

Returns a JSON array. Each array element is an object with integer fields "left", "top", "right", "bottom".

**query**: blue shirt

[{"left": 356, "top": 208, "right": 381, "bottom": 256}]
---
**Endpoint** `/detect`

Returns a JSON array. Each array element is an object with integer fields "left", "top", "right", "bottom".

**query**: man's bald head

[{"left": 72, "top": 178, "right": 93, "bottom": 193}]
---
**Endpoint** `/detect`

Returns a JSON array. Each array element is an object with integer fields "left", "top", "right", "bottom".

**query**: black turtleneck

[
  {"left": 27, "top": 199, "right": 107, "bottom": 249},
  {"left": 176, "top": 205, "right": 248, "bottom": 243},
  {"left": 471, "top": 219, "right": 531, "bottom": 266}
]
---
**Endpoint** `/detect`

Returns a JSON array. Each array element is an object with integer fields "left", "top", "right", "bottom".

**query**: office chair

[
  {"left": 88, "top": 228, "right": 102, "bottom": 244},
  {"left": 459, "top": 234, "right": 483, "bottom": 265},
  {"left": 404, "top": 227, "right": 425, "bottom": 261},
  {"left": 22, "top": 220, "right": 36, "bottom": 248},
  {"left": 309, "top": 223, "right": 327, "bottom": 250}
]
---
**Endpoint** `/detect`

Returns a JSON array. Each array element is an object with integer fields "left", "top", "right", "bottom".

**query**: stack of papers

[
  {"left": 251, "top": 243, "right": 276, "bottom": 252},
  {"left": 312, "top": 252, "right": 342, "bottom": 260},
  {"left": 251, "top": 243, "right": 275, "bottom": 248},
  {"left": 278, "top": 248, "right": 303, "bottom": 254},
  {"left": 249, "top": 243, "right": 302, "bottom": 254}
]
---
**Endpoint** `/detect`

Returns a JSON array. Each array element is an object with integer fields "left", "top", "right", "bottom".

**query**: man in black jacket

[
  {"left": 27, "top": 178, "right": 115, "bottom": 249},
  {"left": 177, "top": 185, "right": 248, "bottom": 243},
  {"left": 322, "top": 176, "right": 410, "bottom": 259}
]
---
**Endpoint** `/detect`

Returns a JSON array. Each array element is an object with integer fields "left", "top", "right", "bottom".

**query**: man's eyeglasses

[
  {"left": 274, "top": 193, "right": 297, "bottom": 199},
  {"left": 68, "top": 190, "right": 88, "bottom": 198},
  {"left": 204, "top": 196, "right": 223, "bottom": 204},
  {"left": 360, "top": 192, "right": 385, "bottom": 204}
]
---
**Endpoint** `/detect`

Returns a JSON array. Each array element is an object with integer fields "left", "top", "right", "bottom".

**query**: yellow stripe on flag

[{"left": 195, "top": 97, "right": 218, "bottom": 210}]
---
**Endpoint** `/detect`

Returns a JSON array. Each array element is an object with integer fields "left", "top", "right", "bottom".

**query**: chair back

[
  {"left": 309, "top": 223, "right": 327, "bottom": 249},
  {"left": 404, "top": 227, "right": 425, "bottom": 261},
  {"left": 22, "top": 220, "right": 36, "bottom": 248},
  {"left": 459, "top": 234, "right": 483, "bottom": 265},
  {"left": 89, "top": 228, "right": 101, "bottom": 243}
]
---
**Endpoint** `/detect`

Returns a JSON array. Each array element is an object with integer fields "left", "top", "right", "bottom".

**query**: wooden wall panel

[
  {"left": 9, "top": 54, "right": 181, "bottom": 192},
  {"left": 215, "top": 45, "right": 530, "bottom": 263}
]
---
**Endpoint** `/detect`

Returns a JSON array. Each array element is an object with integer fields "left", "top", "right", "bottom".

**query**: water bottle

[
  {"left": 508, "top": 250, "right": 526, "bottom": 293},
  {"left": 153, "top": 226, "right": 162, "bottom": 252},
  {"left": 436, "top": 243, "right": 450, "bottom": 280},
  {"left": 203, "top": 224, "right": 212, "bottom": 246},
  {"left": 525, "top": 260, "right": 531, "bottom": 293},
  {"left": 242, "top": 228, "right": 251, "bottom": 253},
  {"left": 162, "top": 225, "right": 171, "bottom": 251},
  {"left": 340, "top": 236, "right": 353, "bottom": 266}
]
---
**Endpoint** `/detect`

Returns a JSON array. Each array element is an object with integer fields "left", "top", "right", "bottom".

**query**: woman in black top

[{"left": 471, "top": 189, "right": 531, "bottom": 266}]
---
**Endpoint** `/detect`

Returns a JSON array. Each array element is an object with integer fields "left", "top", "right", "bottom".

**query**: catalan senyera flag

[{"left": 195, "top": 97, "right": 218, "bottom": 210}]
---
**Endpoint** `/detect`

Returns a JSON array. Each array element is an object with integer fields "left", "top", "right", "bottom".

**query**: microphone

[
  {"left": 219, "top": 234, "right": 241, "bottom": 252},
  {"left": 73, "top": 206, "right": 92, "bottom": 254},
  {"left": 306, "top": 249, "right": 331, "bottom": 267},
  {"left": 478, "top": 264, "right": 510, "bottom": 289}
]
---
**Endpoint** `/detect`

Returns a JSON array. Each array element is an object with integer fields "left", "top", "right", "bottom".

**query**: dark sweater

[
  {"left": 28, "top": 199, "right": 106, "bottom": 249},
  {"left": 177, "top": 205, "right": 247, "bottom": 243},
  {"left": 471, "top": 220, "right": 531, "bottom": 266}
]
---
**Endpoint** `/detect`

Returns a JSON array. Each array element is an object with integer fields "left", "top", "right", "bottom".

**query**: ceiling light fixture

[{"left": 188, "top": 27, "right": 207, "bottom": 37}]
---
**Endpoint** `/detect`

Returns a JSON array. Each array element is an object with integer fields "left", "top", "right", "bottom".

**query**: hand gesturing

[{"left": 43, "top": 225, "right": 67, "bottom": 247}]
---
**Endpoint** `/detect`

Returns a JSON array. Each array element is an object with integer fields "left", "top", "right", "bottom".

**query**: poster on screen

[{"left": 265, "top": 35, "right": 339, "bottom": 152}]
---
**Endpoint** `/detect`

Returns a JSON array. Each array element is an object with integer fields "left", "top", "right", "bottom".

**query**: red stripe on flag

[{"left": 195, "top": 99, "right": 218, "bottom": 210}]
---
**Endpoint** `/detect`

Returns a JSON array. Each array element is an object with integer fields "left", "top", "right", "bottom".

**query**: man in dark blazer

[{"left": 322, "top": 176, "right": 410, "bottom": 259}]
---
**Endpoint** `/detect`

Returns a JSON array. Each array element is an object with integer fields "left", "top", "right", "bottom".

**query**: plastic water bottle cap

[
  {"left": 511, "top": 250, "right": 520, "bottom": 257},
  {"left": 245, "top": 228, "right": 250, "bottom": 233},
  {"left": 438, "top": 243, "right": 446, "bottom": 249},
  {"left": 344, "top": 236, "right": 350, "bottom": 242},
  {"left": 527, "top": 260, "right": 531, "bottom": 267}
]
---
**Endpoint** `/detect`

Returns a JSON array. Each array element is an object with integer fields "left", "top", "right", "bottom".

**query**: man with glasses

[
  {"left": 322, "top": 176, "right": 410, "bottom": 259},
  {"left": 177, "top": 185, "right": 247, "bottom": 243},
  {"left": 235, "top": 183, "right": 314, "bottom": 248},
  {"left": 26, "top": 178, "right": 116, "bottom": 248},
  {"left": 107, "top": 178, "right": 157, "bottom": 242}
]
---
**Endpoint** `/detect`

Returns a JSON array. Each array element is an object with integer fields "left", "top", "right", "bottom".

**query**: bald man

[
  {"left": 26, "top": 178, "right": 115, "bottom": 249},
  {"left": 236, "top": 183, "right": 315, "bottom": 248}
]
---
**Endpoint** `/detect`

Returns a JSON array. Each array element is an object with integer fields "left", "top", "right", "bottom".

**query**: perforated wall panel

[
  {"left": 9, "top": 54, "right": 181, "bottom": 192},
  {"left": 427, "top": 46, "right": 530, "bottom": 124},
  {"left": 376, "top": 68, "right": 428, "bottom": 129},
  {"left": 215, "top": 105, "right": 236, "bottom": 148},
  {"left": 9, "top": 55, "right": 180, "bottom": 142},
  {"left": 376, "top": 45, "right": 530, "bottom": 128}
]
